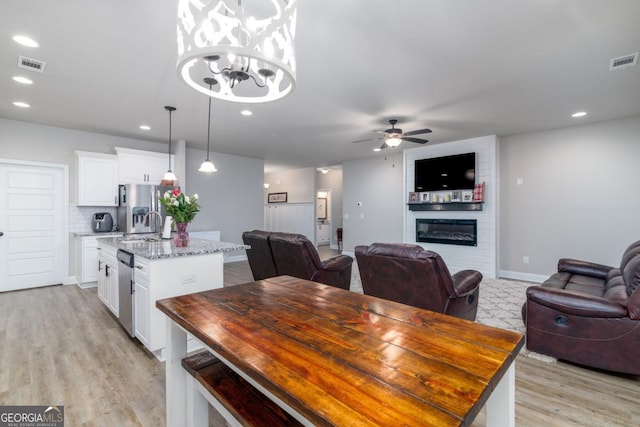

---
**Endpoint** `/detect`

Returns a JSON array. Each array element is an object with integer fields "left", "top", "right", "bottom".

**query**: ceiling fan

[{"left": 352, "top": 119, "right": 432, "bottom": 150}]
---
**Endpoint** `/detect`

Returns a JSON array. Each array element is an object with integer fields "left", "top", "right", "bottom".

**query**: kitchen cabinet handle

[
  {"left": 135, "top": 265, "right": 144, "bottom": 270},
  {"left": 105, "top": 265, "right": 110, "bottom": 277},
  {"left": 98, "top": 260, "right": 102, "bottom": 271}
]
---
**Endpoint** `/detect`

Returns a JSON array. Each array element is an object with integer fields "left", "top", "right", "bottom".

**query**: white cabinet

[
  {"left": 317, "top": 223, "right": 330, "bottom": 245},
  {"left": 75, "top": 234, "right": 122, "bottom": 287},
  {"left": 133, "top": 257, "right": 150, "bottom": 346},
  {"left": 133, "top": 252, "right": 224, "bottom": 359},
  {"left": 97, "top": 242, "right": 119, "bottom": 316},
  {"left": 76, "top": 236, "right": 98, "bottom": 285},
  {"left": 116, "top": 147, "right": 173, "bottom": 184},
  {"left": 74, "top": 151, "right": 118, "bottom": 206}
]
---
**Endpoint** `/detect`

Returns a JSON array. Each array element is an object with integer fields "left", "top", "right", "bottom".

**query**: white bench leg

[
  {"left": 166, "top": 321, "right": 188, "bottom": 427},
  {"left": 486, "top": 363, "right": 516, "bottom": 427},
  {"left": 186, "top": 375, "right": 209, "bottom": 427}
]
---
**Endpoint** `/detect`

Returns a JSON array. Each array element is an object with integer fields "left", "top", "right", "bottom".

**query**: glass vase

[{"left": 174, "top": 222, "right": 190, "bottom": 247}]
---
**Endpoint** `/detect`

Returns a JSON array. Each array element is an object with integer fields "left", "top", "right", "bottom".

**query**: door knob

[{"left": 0, "top": 232, "right": 3, "bottom": 236}]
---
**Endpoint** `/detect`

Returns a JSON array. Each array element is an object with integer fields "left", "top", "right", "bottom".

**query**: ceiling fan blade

[
  {"left": 379, "top": 142, "right": 389, "bottom": 150},
  {"left": 403, "top": 128, "right": 432, "bottom": 136},
  {"left": 402, "top": 136, "right": 429, "bottom": 144},
  {"left": 352, "top": 137, "right": 384, "bottom": 143}
]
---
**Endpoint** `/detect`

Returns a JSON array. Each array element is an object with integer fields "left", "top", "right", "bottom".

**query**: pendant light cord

[
  {"left": 206, "top": 94, "right": 212, "bottom": 160},
  {"left": 164, "top": 106, "right": 176, "bottom": 171}
]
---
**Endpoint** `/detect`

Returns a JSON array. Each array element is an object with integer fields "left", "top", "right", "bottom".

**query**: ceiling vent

[
  {"left": 609, "top": 52, "right": 638, "bottom": 70},
  {"left": 17, "top": 56, "right": 46, "bottom": 73}
]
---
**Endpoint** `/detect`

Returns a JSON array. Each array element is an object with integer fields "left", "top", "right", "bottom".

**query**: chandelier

[{"left": 176, "top": 0, "right": 297, "bottom": 103}]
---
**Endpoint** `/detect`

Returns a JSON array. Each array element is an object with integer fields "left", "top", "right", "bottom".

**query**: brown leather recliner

[
  {"left": 242, "top": 230, "right": 278, "bottom": 280},
  {"left": 355, "top": 243, "right": 482, "bottom": 321},
  {"left": 522, "top": 240, "right": 640, "bottom": 375},
  {"left": 269, "top": 233, "right": 353, "bottom": 290}
]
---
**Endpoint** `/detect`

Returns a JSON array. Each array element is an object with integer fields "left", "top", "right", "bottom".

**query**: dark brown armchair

[
  {"left": 242, "top": 230, "right": 353, "bottom": 289},
  {"left": 522, "top": 240, "right": 640, "bottom": 374},
  {"left": 355, "top": 243, "right": 482, "bottom": 321},
  {"left": 269, "top": 233, "right": 353, "bottom": 290},
  {"left": 242, "top": 230, "right": 277, "bottom": 280}
]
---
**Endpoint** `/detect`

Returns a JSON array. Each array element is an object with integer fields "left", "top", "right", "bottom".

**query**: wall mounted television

[{"left": 414, "top": 152, "right": 476, "bottom": 192}]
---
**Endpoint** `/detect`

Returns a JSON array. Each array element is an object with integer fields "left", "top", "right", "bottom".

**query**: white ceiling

[{"left": 1, "top": 1, "right": 639, "bottom": 173}]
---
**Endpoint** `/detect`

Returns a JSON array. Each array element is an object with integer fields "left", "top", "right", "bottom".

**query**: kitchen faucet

[{"left": 143, "top": 211, "right": 163, "bottom": 236}]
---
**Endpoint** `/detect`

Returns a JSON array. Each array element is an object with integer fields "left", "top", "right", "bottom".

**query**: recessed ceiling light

[
  {"left": 571, "top": 111, "right": 587, "bottom": 118},
  {"left": 139, "top": 125, "right": 151, "bottom": 130},
  {"left": 13, "top": 101, "right": 30, "bottom": 108},
  {"left": 241, "top": 110, "right": 252, "bottom": 116},
  {"left": 13, "top": 76, "right": 33, "bottom": 84},
  {"left": 12, "top": 35, "right": 38, "bottom": 48}
]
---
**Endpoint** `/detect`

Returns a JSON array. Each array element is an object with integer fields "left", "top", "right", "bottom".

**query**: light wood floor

[{"left": 1, "top": 260, "right": 638, "bottom": 426}]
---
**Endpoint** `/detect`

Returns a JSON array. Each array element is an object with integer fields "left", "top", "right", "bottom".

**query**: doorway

[
  {"left": 0, "top": 160, "right": 68, "bottom": 292},
  {"left": 316, "top": 190, "right": 331, "bottom": 246}
]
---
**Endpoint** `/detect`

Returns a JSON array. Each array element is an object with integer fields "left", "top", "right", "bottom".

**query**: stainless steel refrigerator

[{"left": 117, "top": 184, "right": 175, "bottom": 234}]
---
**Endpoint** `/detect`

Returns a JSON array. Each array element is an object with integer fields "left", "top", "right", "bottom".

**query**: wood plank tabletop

[{"left": 157, "top": 275, "right": 524, "bottom": 426}]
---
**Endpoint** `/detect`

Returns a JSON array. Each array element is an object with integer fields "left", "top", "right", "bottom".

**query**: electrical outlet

[{"left": 523, "top": 256, "right": 530, "bottom": 264}]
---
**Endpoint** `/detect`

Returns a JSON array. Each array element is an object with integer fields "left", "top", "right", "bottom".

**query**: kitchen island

[{"left": 97, "top": 237, "right": 248, "bottom": 360}]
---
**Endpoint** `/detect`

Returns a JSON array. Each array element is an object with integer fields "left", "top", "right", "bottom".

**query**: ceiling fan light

[
  {"left": 199, "top": 160, "right": 217, "bottom": 173},
  {"left": 385, "top": 137, "right": 402, "bottom": 147}
]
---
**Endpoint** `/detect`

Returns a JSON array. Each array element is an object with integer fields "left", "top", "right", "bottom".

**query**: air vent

[
  {"left": 17, "top": 56, "right": 46, "bottom": 73},
  {"left": 609, "top": 52, "right": 638, "bottom": 70}
]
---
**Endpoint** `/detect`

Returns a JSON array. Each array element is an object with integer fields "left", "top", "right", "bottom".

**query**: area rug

[{"left": 349, "top": 263, "right": 556, "bottom": 362}]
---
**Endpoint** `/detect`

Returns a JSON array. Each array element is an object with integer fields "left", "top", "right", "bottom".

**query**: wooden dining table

[{"left": 157, "top": 275, "right": 524, "bottom": 426}]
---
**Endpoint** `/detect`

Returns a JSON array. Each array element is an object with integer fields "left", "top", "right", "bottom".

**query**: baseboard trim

[
  {"left": 77, "top": 281, "right": 98, "bottom": 290},
  {"left": 64, "top": 276, "right": 78, "bottom": 286},
  {"left": 498, "top": 270, "right": 546, "bottom": 283}
]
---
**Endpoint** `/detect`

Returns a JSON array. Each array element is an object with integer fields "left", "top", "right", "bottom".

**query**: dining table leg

[
  {"left": 485, "top": 363, "right": 516, "bottom": 427},
  {"left": 166, "top": 320, "right": 188, "bottom": 427}
]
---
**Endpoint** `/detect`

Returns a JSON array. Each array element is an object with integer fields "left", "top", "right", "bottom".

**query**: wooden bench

[{"left": 182, "top": 350, "right": 303, "bottom": 427}]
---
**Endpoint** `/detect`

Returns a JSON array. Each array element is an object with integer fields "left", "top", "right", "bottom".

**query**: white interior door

[{"left": 0, "top": 161, "right": 66, "bottom": 292}]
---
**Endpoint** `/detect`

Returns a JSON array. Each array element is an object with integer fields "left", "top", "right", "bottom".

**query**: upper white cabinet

[
  {"left": 116, "top": 147, "right": 173, "bottom": 184},
  {"left": 74, "top": 151, "right": 119, "bottom": 206}
]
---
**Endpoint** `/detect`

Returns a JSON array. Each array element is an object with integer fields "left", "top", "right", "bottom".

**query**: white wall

[
  {"left": 264, "top": 167, "right": 316, "bottom": 203},
  {"left": 0, "top": 118, "right": 169, "bottom": 165},
  {"left": 185, "top": 148, "right": 264, "bottom": 245},
  {"left": 499, "top": 115, "right": 640, "bottom": 280},
  {"left": 342, "top": 152, "right": 405, "bottom": 252},
  {"left": 404, "top": 136, "right": 498, "bottom": 278}
]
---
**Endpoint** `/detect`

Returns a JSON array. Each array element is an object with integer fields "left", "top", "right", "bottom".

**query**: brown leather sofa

[
  {"left": 355, "top": 243, "right": 482, "bottom": 321},
  {"left": 522, "top": 240, "right": 640, "bottom": 375},
  {"left": 242, "top": 230, "right": 353, "bottom": 289}
]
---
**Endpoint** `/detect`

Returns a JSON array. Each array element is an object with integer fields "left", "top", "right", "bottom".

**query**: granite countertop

[
  {"left": 98, "top": 236, "right": 248, "bottom": 260},
  {"left": 73, "top": 231, "right": 124, "bottom": 237}
]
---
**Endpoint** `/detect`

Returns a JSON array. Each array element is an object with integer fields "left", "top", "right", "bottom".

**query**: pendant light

[
  {"left": 199, "top": 78, "right": 218, "bottom": 173},
  {"left": 161, "top": 106, "right": 178, "bottom": 186},
  {"left": 176, "top": 0, "right": 298, "bottom": 103}
]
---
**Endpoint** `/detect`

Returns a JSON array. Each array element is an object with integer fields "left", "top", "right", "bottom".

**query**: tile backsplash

[{"left": 69, "top": 205, "right": 118, "bottom": 233}]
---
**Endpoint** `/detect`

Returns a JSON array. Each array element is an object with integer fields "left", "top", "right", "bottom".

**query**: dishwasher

[{"left": 117, "top": 249, "right": 135, "bottom": 337}]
